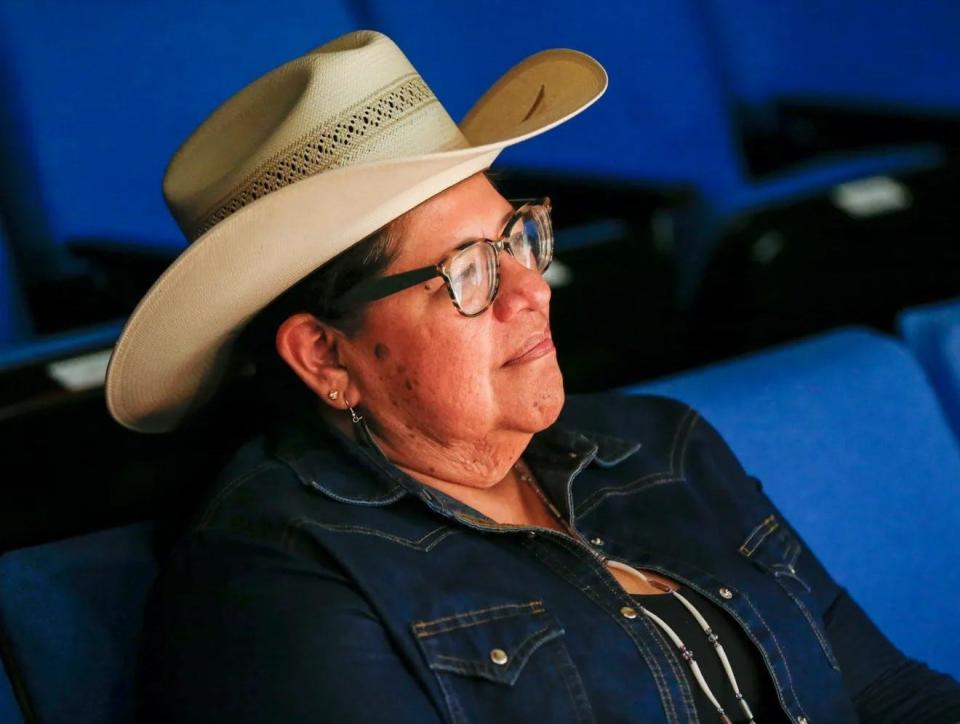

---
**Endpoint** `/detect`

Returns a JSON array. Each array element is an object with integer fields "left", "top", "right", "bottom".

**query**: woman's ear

[{"left": 275, "top": 313, "right": 356, "bottom": 410}]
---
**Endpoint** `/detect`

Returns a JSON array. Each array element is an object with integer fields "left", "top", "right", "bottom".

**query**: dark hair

[{"left": 229, "top": 221, "right": 400, "bottom": 419}]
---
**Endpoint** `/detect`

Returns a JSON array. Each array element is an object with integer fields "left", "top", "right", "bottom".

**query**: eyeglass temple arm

[{"left": 340, "top": 265, "right": 440, "bottom": 305}]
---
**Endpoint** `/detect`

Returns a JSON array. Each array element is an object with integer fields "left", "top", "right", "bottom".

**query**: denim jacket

[{"left": 137, "top": 392, "right": 960, "bottom": 723}]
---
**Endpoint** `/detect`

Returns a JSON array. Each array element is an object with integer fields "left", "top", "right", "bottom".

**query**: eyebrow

[{"left": 446, "top": 206, "right": 517, "bottom": 252}]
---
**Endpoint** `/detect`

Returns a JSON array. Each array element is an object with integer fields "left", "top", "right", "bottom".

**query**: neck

[{"left": 319, "top": 406, "right": 556, "bottom": 526}]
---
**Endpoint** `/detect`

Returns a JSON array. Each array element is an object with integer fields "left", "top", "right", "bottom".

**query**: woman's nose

[{"left": 492, "top": 252, "right": 551, "bottom": 321}]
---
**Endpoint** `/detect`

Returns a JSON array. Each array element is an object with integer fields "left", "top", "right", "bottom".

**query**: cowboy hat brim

[{"left": 106, "top": 48, "right": 607, "bottom": 433}]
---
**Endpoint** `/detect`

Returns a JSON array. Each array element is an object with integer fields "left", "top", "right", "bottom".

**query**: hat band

[{"left": 189, "top": 73, "right": 441, "bottom": 241}]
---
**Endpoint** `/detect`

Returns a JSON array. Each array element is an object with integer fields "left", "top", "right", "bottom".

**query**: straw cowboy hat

[{"left": 105, "top": 29, "right": 607, "bottom": 434}]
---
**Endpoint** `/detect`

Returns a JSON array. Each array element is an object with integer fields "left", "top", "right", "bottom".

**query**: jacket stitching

[
  {"left": 551, "top": 636, "right": 599, "bottom": 724},
  {"left": 644, "top": 555, "right": 806, "bottom": 719},
  {"left": 429, "top": 624, "right": 555, "bottom": 664},
  {"left": 575, "top": 475, "right": 680, "bottom": 519},
  {"left": 573, "top": 407, "right": 699, "bottom": 518},
  {"left": 413, "top": 601, "right": 545, "bottom": 634},
  {"left": 739, "top": 590, "right": 807, "bottom": 718},
  {"left": 275, "top": 452, "right": 407, "bottom": 505},
  {"left": 284, "top": 517, "right": 454, "bottom": 552},
  {"left": 674, "top": 409, "right": 700, "bottom": 478},
  {"left": 776, "top": 580, "right": 841, "bottom": 670},
  {"left": 198, "top": 461, "right": 285, "bottom": 530},
  {"left": 574, "top": 471, "right": 674, "bottom": 516},
  {"left": 739, "top": 514, "right": 780, "bottom": 556},
  {"left": 522, "top": 538, "right": 680, "bottom": 724},
  {"left": 646, "top": 620, "right": 700, "bottom": 724},
  {"left": 416, "top": 609, "right": 548, "bottom": 638}
]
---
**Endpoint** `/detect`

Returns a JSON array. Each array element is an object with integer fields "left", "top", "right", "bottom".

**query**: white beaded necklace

[{"left": 514, "top": 459, "right": 757, "bottom": 724}]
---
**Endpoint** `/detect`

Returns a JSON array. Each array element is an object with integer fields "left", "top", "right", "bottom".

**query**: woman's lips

[{"left": 504, "top": 334, "right": 555, "bottom": 366}]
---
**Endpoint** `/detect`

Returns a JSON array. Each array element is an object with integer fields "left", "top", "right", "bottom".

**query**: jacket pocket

[
  {"left": 739, "top": 515, "right": 841, "bottom": 671},
  {"left": 412, "top": 600, "right": 595, "bottom": 724}
]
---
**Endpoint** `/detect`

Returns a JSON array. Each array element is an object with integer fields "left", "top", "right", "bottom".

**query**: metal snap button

[
  {"left": 567, "top": 451, "right": 578, "bottom": 458},
  {"left": 527, "top": 531, "right": 537, "bottom": 538},
  {"left": 490, "top": 648, "right": 509, "bottom": 665},
  {"left": 798, "top": 717, "right": 809, "bottom": 724},
  {"left": 589, "top": 536, "right": 604, "bottom": 546},
  {"left": 620, "top": 606, "right": 638, "bottom": 619},
  {"left": 719, "top": 587, "right": 734, "bottom": 599}
]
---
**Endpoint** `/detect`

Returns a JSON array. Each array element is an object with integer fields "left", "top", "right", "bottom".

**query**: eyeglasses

[{"left": 341, "top": 197, "right": 553, "bottom": 317}]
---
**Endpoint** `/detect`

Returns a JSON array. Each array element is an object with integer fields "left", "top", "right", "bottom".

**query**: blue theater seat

[
  {"left": 897, "top": 297, "right": 960, "bottom": 443},
  {"left": 0, "top": 523, "right": 157, "bottom": 724},
  {"left": 0, "top": 222, "right": 30, "bottom": 350},
  {"left": 0, "top": 662, "right": 22, "bottom": 724},
  {"left": 0, "top": 0, "right": 362, "bottom": 266},
  {"left": 0, "top": 0, "right": 362, "bottom": 367},
  {"left": 627, "top": 327, "right": 960, "bottom": 679},
  {"left": 701, "top": 0, "right": 960, "bottom": 116}
]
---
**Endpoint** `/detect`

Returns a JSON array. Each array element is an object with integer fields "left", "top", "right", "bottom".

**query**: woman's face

[{"left": 340, "top": 172, "right": 564, "bottom": 450}]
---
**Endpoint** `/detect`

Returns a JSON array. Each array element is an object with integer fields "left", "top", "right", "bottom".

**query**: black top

[{"left": 631, "top": 584, "right": 789, "bottom": 723}]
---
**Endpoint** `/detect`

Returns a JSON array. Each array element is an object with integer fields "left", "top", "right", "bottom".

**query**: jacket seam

[
  {"left": 574, "top": 406, "right": 699, "bottom": 517},
  {"left": 413, "top": 601, "right": 545, "bottom": 634},
  {"left": 282, "top": 517, "right": 455, "bottom": 553},
  {"left": 522, "top": 536, "right": 681, "bottom": 724},
  {"left": 197, "top": 460, "right": 287, "bottom": 530}
]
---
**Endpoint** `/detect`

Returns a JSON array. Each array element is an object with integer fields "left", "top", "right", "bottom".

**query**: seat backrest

[
  {"left": 0, "top": 0, "right": 362, "bottom": 284},
  {"left": 0, "top": 659, "right": 23, "bottom": 724},
  {"left": 0, "top": 221, "right": 30, "bottom": 349},
  {"left": 626, "top": 327, "right": 960, "bottom": 679},
  {"left": 701, "top": 0, "right": 960, "bottom": 114},
  {"left": 0, "top": 523, "right": 157, "bottom": 723},
  {"left": 367, "top": 0, "right": 744, "bottom": 193},
  {"left": 897, "top": 296, "right": 960, "bottom": 443}
]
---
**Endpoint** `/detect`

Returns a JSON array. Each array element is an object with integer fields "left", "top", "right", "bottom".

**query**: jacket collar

[{"left": 273, "top": 408, "right": 642, "bottom": 521}]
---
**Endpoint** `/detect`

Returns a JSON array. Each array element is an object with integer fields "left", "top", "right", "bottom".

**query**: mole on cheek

[
  {"left": 374, "top": 343, "right": 390, "bottom": 360},
  {"left": 404, "top": 379, "right": 414, "bottom": 391}
]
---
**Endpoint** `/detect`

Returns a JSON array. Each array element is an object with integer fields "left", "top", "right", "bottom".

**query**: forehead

[{"left": 389, "top": 173, "right": 514, "bottom": 269}]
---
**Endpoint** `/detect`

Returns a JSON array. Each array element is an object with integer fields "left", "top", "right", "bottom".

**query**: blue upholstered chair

[
  {"left": 897, "top": 297, "right": 960, "bottom": 444},
  {"left": 0, "top": 0, "right": 362, "bottom": 370},
  {"left": 0, "top": 524, "right": 156, "bottom": 724},
  {"left": 627, "top": 327, "right": 960, "bottom": 680},
  {"left": 0, "top": 661, "right": 23, "bottom": 724},
  {"left": 0, "top": 222, "right": 31, "bottom": 351},
  {"left": 701, "top": 0, "right": 960, "bottom": 119}
]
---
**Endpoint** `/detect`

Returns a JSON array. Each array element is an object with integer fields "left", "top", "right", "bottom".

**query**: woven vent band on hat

[{"left": 189, "top": 72, "right": 464, "bottom": 241}]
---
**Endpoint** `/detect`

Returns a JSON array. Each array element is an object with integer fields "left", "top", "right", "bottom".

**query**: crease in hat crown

[{"left": 163, "top": 30, "right": 470, "bottom": 242}]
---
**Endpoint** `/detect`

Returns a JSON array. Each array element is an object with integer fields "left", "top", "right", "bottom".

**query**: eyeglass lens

[{"left": 446, "top": 204, "right": 552, "bottom": 315}]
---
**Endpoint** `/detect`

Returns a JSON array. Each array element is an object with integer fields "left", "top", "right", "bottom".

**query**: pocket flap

[{"left": 412, "top": 600, "right": 565, "bottom": 686}]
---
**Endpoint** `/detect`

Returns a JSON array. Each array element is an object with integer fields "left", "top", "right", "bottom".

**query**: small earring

[
  {"left": 343, "top": 394, "right": 363, "bottom": 424},
  {"left": 327, "top": 390, "right": 339, "bottom": 401}
]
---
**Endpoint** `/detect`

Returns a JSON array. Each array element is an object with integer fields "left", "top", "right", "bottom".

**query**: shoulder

[
  {"left": 162, "top": 423, "right": 340, "bottom": 558},
  {"left": 560, "top": 391, "right": 759, "bottom": 496},
  {"left": 559, "top": 391, "right": 724, "bottom": 459}
]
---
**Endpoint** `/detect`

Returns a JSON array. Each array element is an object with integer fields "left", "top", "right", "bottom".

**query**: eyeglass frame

[{"left": 339, "top": 197, "right": 553, "bottom": 317}]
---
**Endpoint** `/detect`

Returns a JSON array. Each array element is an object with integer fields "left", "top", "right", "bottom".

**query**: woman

[{"left": 109, "top": 30, "right": 960, "bottom": 723}]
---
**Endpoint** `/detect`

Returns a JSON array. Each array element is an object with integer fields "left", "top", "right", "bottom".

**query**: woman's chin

[{"left": 519, "top": 365, "right": 565, "bottom": 432}]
